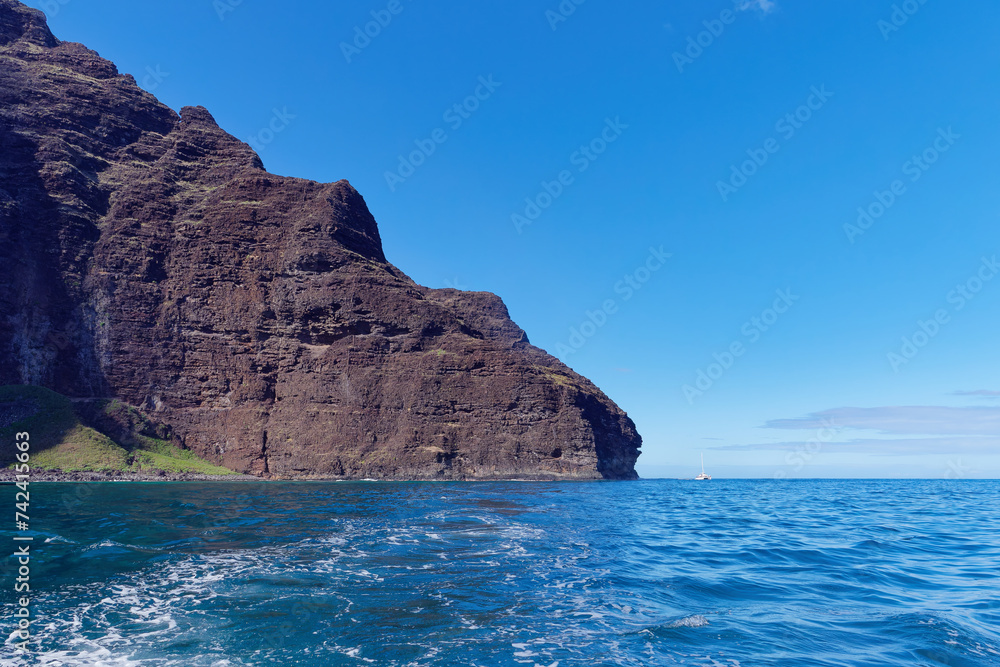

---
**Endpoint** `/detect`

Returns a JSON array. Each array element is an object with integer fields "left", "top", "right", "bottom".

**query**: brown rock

[{"left": 0, "top": 0, "right": 641, "bottom": 480}]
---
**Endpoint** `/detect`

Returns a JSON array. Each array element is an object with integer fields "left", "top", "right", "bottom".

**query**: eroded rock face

[{"left": 0, "top": 0, "right": 641, "bottom": 479}]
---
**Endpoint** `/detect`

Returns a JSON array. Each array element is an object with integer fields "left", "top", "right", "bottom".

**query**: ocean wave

[{"left": 1, "top": 479, "right": 996, "bottom": 666}]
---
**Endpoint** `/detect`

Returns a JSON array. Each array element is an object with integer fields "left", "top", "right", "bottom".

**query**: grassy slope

[{"left": 0, "top": 386, "right": 235, "bottom": 475}]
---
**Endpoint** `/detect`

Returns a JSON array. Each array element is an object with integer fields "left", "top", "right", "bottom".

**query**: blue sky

[{"left": 29, "top": 0, "right": 1000, "bottom": 478}]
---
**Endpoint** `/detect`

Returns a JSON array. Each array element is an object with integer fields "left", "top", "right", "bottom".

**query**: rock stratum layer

[{"left": 0, "top": 0, "right": 641, "bottom": 479}]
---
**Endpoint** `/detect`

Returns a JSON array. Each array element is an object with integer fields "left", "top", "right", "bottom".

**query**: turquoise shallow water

[{"left": 1, "top": 480, "right": 998, "bottom": 666}]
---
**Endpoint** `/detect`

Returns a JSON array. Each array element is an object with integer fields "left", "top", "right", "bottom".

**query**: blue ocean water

[{"left": 1, "top": 480, "right": 998, "bottom": 666}]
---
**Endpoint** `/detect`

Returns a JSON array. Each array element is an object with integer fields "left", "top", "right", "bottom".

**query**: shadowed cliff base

[{"left": 0, "top": 0, "right": 641, "bottom": 480}]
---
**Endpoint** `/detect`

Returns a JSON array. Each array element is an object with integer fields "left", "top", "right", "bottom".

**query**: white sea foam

[
  {"left": 666, "top": 614, "right": 710, "bottom": 628},
  {"left": 7, "top": 480, "right": 997, "bottom": 667}
]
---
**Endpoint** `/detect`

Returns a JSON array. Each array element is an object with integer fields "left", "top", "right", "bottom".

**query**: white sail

[{"left": 695, "top": 452, "right": 711, "bottom": 480}]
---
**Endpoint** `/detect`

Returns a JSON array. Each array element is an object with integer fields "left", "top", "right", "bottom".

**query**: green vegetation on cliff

[{"left": 0, "top": 386, "right": 235, "bottom": 475}]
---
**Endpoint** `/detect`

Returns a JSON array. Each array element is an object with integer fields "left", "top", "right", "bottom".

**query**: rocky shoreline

[
  {"left": 0, "top": 470, "right": 261, "bottom": 483},
  {"left": 0, "top": 470, "right": 617, "bottom": 483}
]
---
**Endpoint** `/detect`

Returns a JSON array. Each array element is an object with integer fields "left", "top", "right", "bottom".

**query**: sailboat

[{"left": 695, "top": 453, "right": 711, "bottom": 480}]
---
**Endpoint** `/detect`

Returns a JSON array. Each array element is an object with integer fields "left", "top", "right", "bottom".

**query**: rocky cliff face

[{"left": 0, "top": 0, "right": 641, "bottom": 479}]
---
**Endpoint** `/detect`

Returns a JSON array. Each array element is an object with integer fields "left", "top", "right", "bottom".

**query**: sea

[{"left": 1, "top": 479, "right": 998, "bottom": 666}]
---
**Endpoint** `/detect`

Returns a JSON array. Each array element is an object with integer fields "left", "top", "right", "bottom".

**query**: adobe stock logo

[
  {"left": 340, "top": 0, "right": 410, "bottom": 64},
  {"left": 246, "top": 108, "right": 296, "bottom": 153},
  {"left": 554, "top": 246, "right": 671, "bottom": 359},
  {"left": 38, "top": 0, "right": 72, "bottom": 18},
  {"left": 545, "top": 0, "right": 587, "bottom": 31},
  {"left": 213, "top": 0, "right": 243, "bottom": 21},
  {"left": 683, "top": 288, "right": 799, "bottom": 404},
  {"left": 511, "top": 117, "right": 628, "bottom": 234},
  {"left": 384, "top": 76, "right": 502, "bottom": 192},
  {"left": 887, "top": 256, "right": 998, "bottom": 372},
  {"left": 878, "top": 0, "right": 932, "bottom": 40},
  {"left": 139, "top": 65, "right": 170, "bottom": 92},
  {"left": 671, "top": 6, "right": 738, "bottom": 73},
  {"left": 772, "top": 418, "right": 842, "bottom": 479},
  {"left": 843, "top": 127, "right": 959, "bottom": 244},
  {"left": 716, "top": 86, "right": 834, "bottom": 202}
]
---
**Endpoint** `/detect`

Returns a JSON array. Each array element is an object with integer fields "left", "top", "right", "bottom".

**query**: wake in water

[{"left": 2, "top": 480, "right": 999, "bottom": 666}]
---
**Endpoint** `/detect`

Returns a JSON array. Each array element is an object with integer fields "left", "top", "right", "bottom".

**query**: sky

[{"left": 26, "top": 0, "right": 1000, "bottom": 478}]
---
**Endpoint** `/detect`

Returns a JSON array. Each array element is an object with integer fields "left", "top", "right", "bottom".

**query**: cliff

[{"left": 0, "top": 0, "right": 641, "bottom": 479}]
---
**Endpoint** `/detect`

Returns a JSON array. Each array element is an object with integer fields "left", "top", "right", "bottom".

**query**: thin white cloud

[
  {"left": 715, "top": 403, "right": 1000, "bottom": 456},
  {"left": 763, "top": 406, "right": 1000, "bottom": 437},
  {"left": 736, "top": 0, "right": 777, "bottom": 13},
  {"left": 954, "top": 389, "right": 1000, "bottom": 397},
  {"left": 714, "top": 436, "right": 1000, "bottom": 455}
]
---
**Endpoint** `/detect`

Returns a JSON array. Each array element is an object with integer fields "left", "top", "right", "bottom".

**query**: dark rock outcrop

[{"left": 0, "top": 0, "right": 641, "bottom": 479}]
